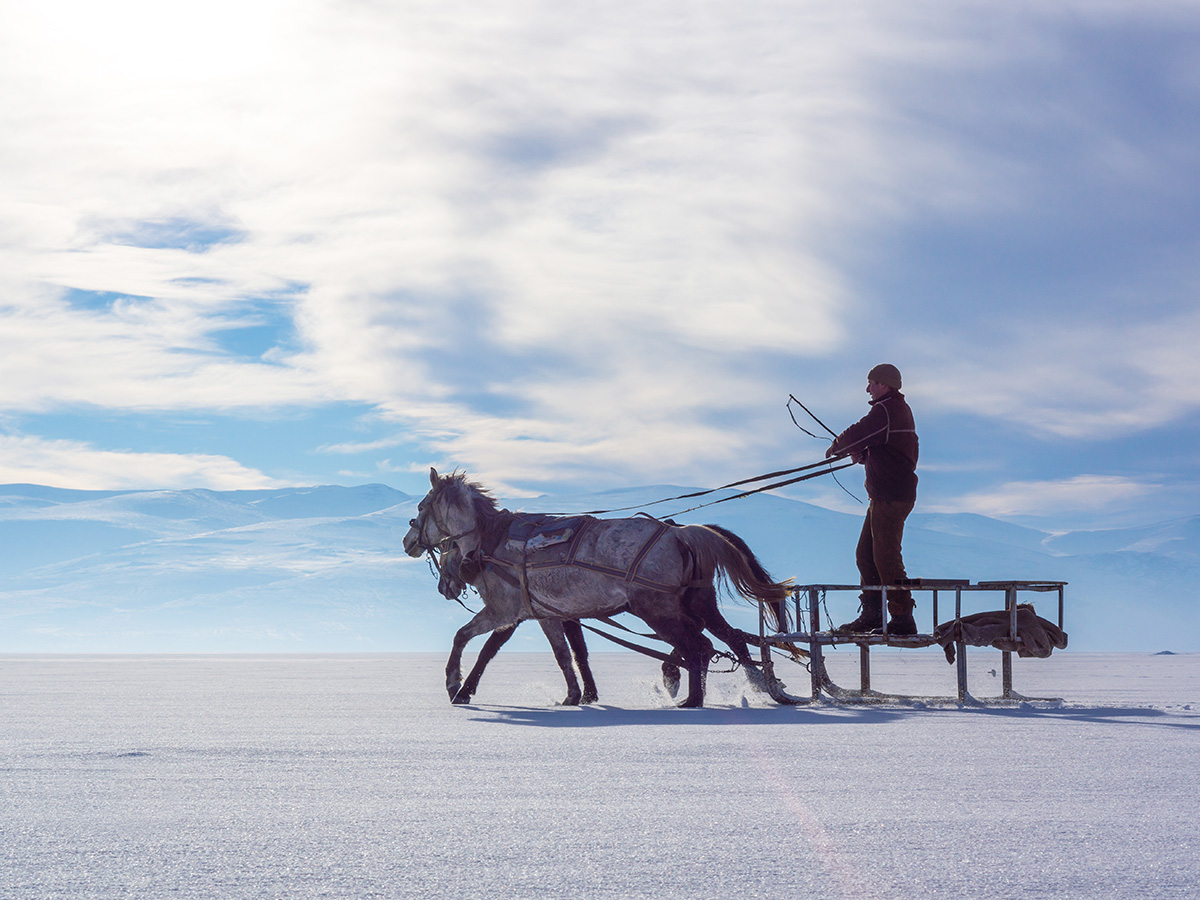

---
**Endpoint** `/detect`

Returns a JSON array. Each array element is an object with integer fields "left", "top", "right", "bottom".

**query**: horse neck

[
  {"left": 477, "top": 508, "right": 516, "bottom": 556},
  {"left": 439, "top": 490, "right": 507, "bottom": 554},
  {"left": 429, "top": 490, "right": 475, "bottom": 550}
]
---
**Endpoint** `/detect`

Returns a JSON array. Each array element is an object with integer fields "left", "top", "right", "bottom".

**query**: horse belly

[{"left": 526, "top": 567, "right": 631, "bottom": 618}]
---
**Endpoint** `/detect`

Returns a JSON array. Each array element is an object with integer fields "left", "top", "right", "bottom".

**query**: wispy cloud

[
  {"left": 931, "top": 475, "right": 1160, "bottom": 519},
  {"left": 2, "top": 2, "right": 871, "bottom": 475},
  {"left": 918, "top": 308, "right": 1200, "bottom": 440},
  {"left": 2, "top": 1, "right": 1199, "bottom": 515},
  {"left": 0, "top": 433, "right": 288, "bottom": 491}
]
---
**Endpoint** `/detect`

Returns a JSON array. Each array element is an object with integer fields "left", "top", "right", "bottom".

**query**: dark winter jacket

[{"left": 827, "top": 389, "right": 918, "bottom": 503}]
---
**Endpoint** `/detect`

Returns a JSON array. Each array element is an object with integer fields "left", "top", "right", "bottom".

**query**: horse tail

[{"left": 675, "top": 523, "right": 791, "bottom": 633}]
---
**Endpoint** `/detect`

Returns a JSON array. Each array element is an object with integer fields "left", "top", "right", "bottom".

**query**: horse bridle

[
  {"left": 410, "top": 488, "right": 475, "bottom": 557},
  {"left": 409, "top": 492, "right": 480, "bottom": 608}
]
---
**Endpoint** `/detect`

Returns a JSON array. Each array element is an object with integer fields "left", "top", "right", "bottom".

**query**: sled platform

[{"left": 758, "top": 580, "right": 1067, "bottom": 706}]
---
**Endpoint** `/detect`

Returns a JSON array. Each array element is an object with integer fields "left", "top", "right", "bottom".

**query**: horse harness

[
  {"left": 431, "top": 507, "right": 748, "bottom": 669},
  {"left": 470, "top": 513, "right": 680, "bottom": 619},
  {"left": 422, "top": 496, "right": 475, "bottom": 555}
]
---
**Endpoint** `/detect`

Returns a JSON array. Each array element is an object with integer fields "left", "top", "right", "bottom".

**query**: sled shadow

[{"left": 467, "top": 702, "right": 1200, "bottom": 730}]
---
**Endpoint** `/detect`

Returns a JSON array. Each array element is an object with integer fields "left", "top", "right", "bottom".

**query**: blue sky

[{"left": 2, "top": 1, "right": 1199, "bottom": 531}]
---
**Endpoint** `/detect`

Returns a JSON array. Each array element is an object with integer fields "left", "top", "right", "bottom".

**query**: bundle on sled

[{"left": 934, "top": 604, "right": 1068, "bottom": 664}]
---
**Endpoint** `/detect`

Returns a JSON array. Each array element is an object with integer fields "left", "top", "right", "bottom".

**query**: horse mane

[
  {"left": 440, "top": 469, "right": 499, "bottom": 510},
  {"left": 439, "top": 471, "right": 510, "bottom": 548}
]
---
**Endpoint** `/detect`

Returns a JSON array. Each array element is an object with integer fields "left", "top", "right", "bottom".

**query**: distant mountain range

[{"left": 1, "top": 482, "right": 1194, "bottom": 652}]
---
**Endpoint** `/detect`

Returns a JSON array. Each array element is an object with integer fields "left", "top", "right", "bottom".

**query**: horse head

[
  {"left": 403, "top": 467, "right": 496, "bottom": 558},
  {"left": 436, "top": 541, "right": 484, "bottom": 600},
  {"left": 437, "top": 542, "right": 467, "bottom": 599},
  {"left": 402, "top": 489, "right": 439, "bottom": 557}
]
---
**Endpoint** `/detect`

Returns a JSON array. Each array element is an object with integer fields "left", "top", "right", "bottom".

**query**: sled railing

[{"left": 758, "top": 580, "right": 1067, "bottom": 705}]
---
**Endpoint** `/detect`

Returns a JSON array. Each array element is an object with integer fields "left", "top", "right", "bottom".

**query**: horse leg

[
  {"left": 686, "top": 582, "right": 768, "bottom": 692},
  {"left": 661, "top": 653, "right": 683, "bottom": 698},
  {"left": 562, "top": 620, "right": 598, "bottom": 704},
  {"left": 679, "top": 631, "right": 714, "bottom": 708},
  {"left": 446, "top": 608, "right": 515, "bottom": 702},
  {"left": 453, "top": 625, "right": 516, "bottom": 704},
  {"left": 538, "top": 619, "right": 583, "bottom": 705},
  {"left": 636, "top": 603, "right": 712, "bottom": 708}
]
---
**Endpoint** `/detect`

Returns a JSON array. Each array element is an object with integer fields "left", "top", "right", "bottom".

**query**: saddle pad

[
  {"left": 526, "top": 529, "right": 574, "bottom": 551},
  {"left": 513, "top": 515, "right": 677, "bottom": 591},
  {"left": 505, "top": 515, "right": 592, "bottom": 556}
]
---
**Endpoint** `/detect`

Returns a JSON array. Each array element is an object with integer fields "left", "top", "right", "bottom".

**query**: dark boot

[
  {"left": 873, "top": 595, "right": 917, "bottom": 636},
  {"left": 873, "top": 613, "right": 917, "bottom": 636},
  {"left": 834, "top": 595, "right": 884, "bottom": 634}
]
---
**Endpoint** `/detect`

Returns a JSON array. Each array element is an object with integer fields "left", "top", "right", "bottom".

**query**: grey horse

[
  {"left": 403, "top": 468, "right": 788, "bottom": 708},
  {"left": 435, "top": 542, "right": 599, "bottom": 706}
]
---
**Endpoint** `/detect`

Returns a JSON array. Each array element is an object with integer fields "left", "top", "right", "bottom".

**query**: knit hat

[{"left": 867, "top": 363, "right": 902, "bottom": 390}]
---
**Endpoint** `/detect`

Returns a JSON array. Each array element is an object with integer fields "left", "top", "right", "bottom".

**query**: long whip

[
  {"left": 787, "top": 393, "right": 863, "bottom": 505},
  {"left": 787, "top": 393, "right": 837, "bottom": 438}
]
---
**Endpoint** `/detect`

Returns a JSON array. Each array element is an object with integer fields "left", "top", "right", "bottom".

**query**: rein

[
  {"left": 542, "top": 394, "right": 854, "bottom": 518},
  {"left": 574, "top": 620, "right": 678, "bottom": 664},
  {"left": 661, "top": 460, "right": 854, "bottom": 517},
  {"left": 543, "top": 454, "right": 854, "bottom": 518}
]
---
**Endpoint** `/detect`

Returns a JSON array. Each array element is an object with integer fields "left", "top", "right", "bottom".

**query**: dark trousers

[{"left": 856, "top": 498, "right": 915, "bottom": 618}]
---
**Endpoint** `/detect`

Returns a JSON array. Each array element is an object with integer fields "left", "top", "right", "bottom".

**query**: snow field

[{"left": 1, "top": 652, "right": 1197, "bottom": 899}]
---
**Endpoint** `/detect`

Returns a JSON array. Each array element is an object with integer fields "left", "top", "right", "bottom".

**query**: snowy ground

[{"left": 2, "top": 651, "right": 1198, "bottom": 899}]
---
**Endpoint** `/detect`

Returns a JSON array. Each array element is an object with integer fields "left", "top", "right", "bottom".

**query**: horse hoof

[
  {"left": 561, "top": 695, "right": 581, "bottom": 706},
  {"left": 743, "top": 666, "right": 769, "bottom": 692},
  {"left": 451, "top": 691, "right": 473, "bottom": 705},
  {"left": 677, "top": 698, "right": 704, "bottom": 709},
  {"left": 582, "top": 690, "right": 599, "bottom": 704},
  {"left": 662, "top": 664, "right": 681, "bottom": 698}
]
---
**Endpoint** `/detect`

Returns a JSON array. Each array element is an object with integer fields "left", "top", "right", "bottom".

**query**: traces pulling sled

[{"left": 758, "top": 579, "right": 1069, "bottom": 706}]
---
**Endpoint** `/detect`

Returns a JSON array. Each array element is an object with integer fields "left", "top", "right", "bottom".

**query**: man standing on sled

[{"left": 825, "top": 363, "right": 919, "bottom": 635}]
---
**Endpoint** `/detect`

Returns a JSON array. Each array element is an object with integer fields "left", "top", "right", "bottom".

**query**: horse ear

[{"left": 430, "top": 467, "right": 439, "bottom": 487}]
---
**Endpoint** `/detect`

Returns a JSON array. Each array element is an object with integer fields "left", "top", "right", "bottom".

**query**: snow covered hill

[{"left": 0, "top": 482, "right": 1195, "bottom": 652}]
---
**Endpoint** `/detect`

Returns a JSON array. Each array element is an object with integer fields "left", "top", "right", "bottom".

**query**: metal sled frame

[{"left": 758, "top": 580, "right": 1067, "bottom": 706}]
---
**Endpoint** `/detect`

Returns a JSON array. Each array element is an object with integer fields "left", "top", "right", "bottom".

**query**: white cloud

[
  {"left": 2, "top": 0, "right": 1199, "bottom": 496},
  {"left": 919, "top": 307, "right": 1200, "bottom": 440},
  {"left": 319, "top": 436, "right": 410, "bottom": 456},
  {"left": 932, "top": 475, "right": 1159, "bottom": 519},
  {"left": 1, "top": 1, "right": 882, "bottom": 479},
  {"left": 0, "top": 291, "right": 332, "bottom": 412},
  {"left": 0, "top": 433, "right": 289, "bottom": 491}
]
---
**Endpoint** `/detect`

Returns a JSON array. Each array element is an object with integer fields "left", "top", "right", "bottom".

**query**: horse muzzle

[{"left": 402, "top": 524, "right": 426, "bottom": 558}]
